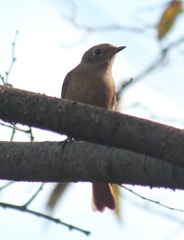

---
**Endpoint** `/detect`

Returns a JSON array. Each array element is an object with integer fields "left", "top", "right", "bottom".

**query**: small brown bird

[{"left": 61, "top": 43, "right": 126, "bottom": 212}]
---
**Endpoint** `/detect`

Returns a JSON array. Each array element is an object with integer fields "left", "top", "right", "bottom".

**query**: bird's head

[{"left": 81, "top": 43, "right": 126, "bottom": 67}]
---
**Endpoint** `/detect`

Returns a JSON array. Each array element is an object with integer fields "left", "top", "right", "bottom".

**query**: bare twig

[
  {"left": 0, "top": 31, "right": 34, "bottom": 143},
  {"left": 121, "top": 185, "right": 184, "bottom": 213},
  {"left": 125, "top": 191, "right": 184, "bottom": 226},
  {"left": 65, "top": 16, "right": 144, "bottom": 33},
  {"left": 10, "top": 122, "right": 16, "bottom": 141},
  {"left": 64, "top": 0, "right": 144, "bottom": 33},
  {"left": 28, "top": 127, "right": 34, "bottom": 142},
  {"left": 22, "top": 183, "right": 45, "bottom": 208},
  {"left": 0, "top": 181, "right": 15, "bottom": 191},
  {"left": 0, "top": 201, "right": 90, "bottom": 235},
  {"left": 0, "top": 74, "right": 5, "bottom": 85},
  {"left": 4, "top": 30, "right": 18, "bottom": 86},
  {"left": 124, "top": 102, "right": 184, "bottom": 127},
  {"left": 118, "top": 35, "right": 184, "bottom": 92},
  {"left": 0, "top": 121, "right": 34, "bottom": 141}
]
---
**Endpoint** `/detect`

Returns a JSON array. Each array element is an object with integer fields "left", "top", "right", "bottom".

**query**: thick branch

[
  {"left": 0, "top": 85, "right": 184, "bottom": 169},
  {"left": 0, "top": 141, "right": 184, "bottom": 190}
]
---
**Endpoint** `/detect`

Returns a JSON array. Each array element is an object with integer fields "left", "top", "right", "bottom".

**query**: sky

[{"left": 0, "top": 0, "right": 184, "bottom": 239}]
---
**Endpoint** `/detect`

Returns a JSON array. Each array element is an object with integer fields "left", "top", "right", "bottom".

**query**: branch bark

[
  {"left": 0, "top": 85, "right": 184, "bottom": 169},
  {"left": 0, "top": 141, "right": 184, "bottom": 190}
]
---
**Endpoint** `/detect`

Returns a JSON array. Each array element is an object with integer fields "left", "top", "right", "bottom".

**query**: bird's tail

[{"left": 92, "top": 183, "right": 116, "bottom": 212}]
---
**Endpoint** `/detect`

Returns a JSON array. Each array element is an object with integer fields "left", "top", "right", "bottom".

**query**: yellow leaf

[
  {"left": 157, "top": 0, "right": 183, "bottom": 39},
  {"left": 112, "top": 184, "right": 123, "bottom": 221}
]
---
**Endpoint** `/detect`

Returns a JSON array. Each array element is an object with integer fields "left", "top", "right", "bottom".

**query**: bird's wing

[{"left": 61, "top": 70, "right": 73, "bottom": 98}]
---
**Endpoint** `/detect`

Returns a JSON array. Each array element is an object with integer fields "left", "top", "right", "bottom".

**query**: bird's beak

[
  {"left": 114, "top": 46, "right": 126, "bottom": 53},
  {"left": 107, "top": 45, "right": 126, "bottom": 59}
]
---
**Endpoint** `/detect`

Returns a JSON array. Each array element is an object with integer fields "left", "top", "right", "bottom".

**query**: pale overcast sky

[{"left": 0, "top": 1, "right": 184, "bottom": 240}]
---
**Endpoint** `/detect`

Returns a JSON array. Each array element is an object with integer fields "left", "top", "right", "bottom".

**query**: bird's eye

[{"left": 93, "top": 48, "right": 102, "bottom": 55}]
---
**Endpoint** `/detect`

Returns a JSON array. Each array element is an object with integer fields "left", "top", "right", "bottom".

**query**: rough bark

[{"left": 0, "top": 141, "right": 184, "bottom": 190}]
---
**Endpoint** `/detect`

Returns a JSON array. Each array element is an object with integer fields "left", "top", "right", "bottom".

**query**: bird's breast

[{"left": 64, "top": 69, "right": 115, "bottom": 110}]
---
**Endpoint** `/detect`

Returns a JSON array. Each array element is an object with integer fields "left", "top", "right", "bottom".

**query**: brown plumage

[{"left": 61, "top": 43, "right": 125, "bottom": 212}]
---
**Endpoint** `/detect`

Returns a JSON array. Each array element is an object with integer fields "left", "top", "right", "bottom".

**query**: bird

[{"left": 61, "top": 43, "right": 126, "bottom": 212}]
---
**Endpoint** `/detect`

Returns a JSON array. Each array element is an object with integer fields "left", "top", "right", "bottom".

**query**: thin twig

[
  {"left": 0, "top": 121, "right": 25, "bottom": 132},
  {"left": 0, "top": 74, "right": 5, "bottom": 85},
  {"left": 118, "top": 35, "right": 184, "bottom": 92},
  {"left": 125, "top": 193, "right": 184, "bottom": 226},
  {"left": 28, "top": 127, "right": 34, "bottom": 142},
  {"left": 64, "top": 0, "right": 144, "bottom": 33},
  {"left": 0, "top": 201, "right": 90, "bottom": 235},
  {"left": 1, "top": 30, "right": 34, "bottom": 143},
  {"left": 0, "top": 181, "right": 15, "bottom": 191},
  {"left": 22, "top": 183, "right": 45, "bottom": 208},
  {"left": 4, "top": 30, "right": 18, "bottom": 85},
  {"left": 121, "top": 185, "right": 184, "bottom": 213},
  {"left": 138, "top": 36, "right": 182, "bottom": 83},
  {"left": 0, "top": 122, "right": 34, "bottom": 141},
  {"left": 65, "top": 15, "right": 144, "bottom": 33},
  {"left": 119, "top": 52, "right": 167, "bottom": 92},
  {"left": 10, "top": 122, "right": 16, "bottom": 142}
]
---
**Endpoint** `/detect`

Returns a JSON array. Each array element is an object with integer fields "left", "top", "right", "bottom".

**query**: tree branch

[
  {"left": 0, "top": 141, "right": 184, "bottom": 190},
  {"left": 0, "top": 85, "right": 184, "bottom": 169}
]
